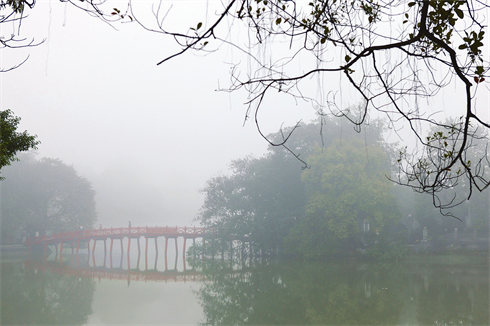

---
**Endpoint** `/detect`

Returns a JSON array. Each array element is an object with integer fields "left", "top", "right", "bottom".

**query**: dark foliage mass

[{"left": 0, "top": 109, "right": 39, "bottom": 179}]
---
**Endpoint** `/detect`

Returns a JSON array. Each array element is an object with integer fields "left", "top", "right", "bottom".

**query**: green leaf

[
  {"left": 345, "top": 55, "right": 351, "bottom": 62},
  {"left": 276, "top": 17, "right": 282, "bottom": 25},
  {"left": 455, "top": 8, "right": 463, "bottom": 19},
  {"left": 197, "top": 22, "right": 203, "bottom": 30}
]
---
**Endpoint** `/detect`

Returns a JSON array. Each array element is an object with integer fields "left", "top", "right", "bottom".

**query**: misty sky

[
  {"left": 1, "top": 1, "right": 316, "bottom": 227},
  {"left": 2, "top": 1, "right": 488, "bottom": 228}
]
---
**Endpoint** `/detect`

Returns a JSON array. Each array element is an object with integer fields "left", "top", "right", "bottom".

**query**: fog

[
  {"left": 1, "top": 1, "right": 316, "bottom": 227},
  {"left": 2, "top": 1, "right": 488, "bottom": 228}
]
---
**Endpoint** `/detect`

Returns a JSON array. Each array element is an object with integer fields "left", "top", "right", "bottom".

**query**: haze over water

[{"left": 1, "top": 244, "right": 489, "bottom": 325}]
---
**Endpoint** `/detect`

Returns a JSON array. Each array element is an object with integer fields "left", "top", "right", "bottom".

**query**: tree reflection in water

[
  {"left": 1, "top": 261, "right": 95, "bottom": 325},
  {"left": 195, "top": 258, "right": 489, "bottom": 325}
]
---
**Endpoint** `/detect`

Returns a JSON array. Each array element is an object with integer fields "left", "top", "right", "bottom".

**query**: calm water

[{"left": 1, "top": 243, "right": 489, "bottom": 325}]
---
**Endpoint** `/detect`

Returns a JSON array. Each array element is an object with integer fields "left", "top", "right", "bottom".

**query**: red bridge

[
  {"left": 25, "top": 225, "right": 210, "bottom": 247},
  {"left": 24, "top": 226, "right": 214, "bottom": 269}
]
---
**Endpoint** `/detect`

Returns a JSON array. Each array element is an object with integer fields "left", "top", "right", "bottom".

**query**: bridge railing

[{"left": 24, "top": 226, "right": 213, "bottom": 247}]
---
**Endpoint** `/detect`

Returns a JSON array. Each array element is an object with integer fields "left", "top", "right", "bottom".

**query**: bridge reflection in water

[
  {"left": 24, "top": 259, "right": 205, "bottom": 284},
  {"left": 25, "top": 226, "right": 211, "bottom": 272}
]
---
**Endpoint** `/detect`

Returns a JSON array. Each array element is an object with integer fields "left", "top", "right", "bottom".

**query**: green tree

[
  {"left": 0, "top": 109, "right": 39, "bottom": 179},
  {"left": 286, "top": 137, "right": 400, "bottom": 259},
  {"left": 0, "top": 153, "right": 96, "bottom": 243},
  {"left": 199, "top": 153, "right": 306, "bottom": 251},
  {"left": 199, "top": 119, "right": 355, "bottom": 251},
  {"left": 198, "top": 118, "right": 402, "bottom": 257}
]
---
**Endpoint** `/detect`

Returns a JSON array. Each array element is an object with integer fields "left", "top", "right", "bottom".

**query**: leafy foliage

[
  {"left": 0, "top": 109, "right": 39, "bottom": 179},
  {"left": 199, "top": 118, "right": 402, "bottom": 258},
  {"left": 286, "top": 138, "right": 400, "bottom": 259}
]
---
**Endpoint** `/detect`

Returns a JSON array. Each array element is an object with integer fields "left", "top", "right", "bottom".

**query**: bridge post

[
  {"left": 145, "top": 237, "right": 149, "bottom": 270},
  {"left": 87, "top": 240, "right": 91, "bottom": 261},
  {"left": 60, "top": 241, "right": 64, "bottom": 265},
  {"left": 183, "top": 238, "right": 187, "bottom": 271},
  {"left": 76, "top": 239, "right": 80, "bottom": 266},
  {"left": 164, "top": 237, "right": 168, "bottom": 271},
  {"left": 92, "top": 239, "right": 97, "bottom": 256},
  {"left": 110, "top": 238, "right": 114, "bottom": 268},
  {"left": 53, "top": 242, "right": 58, "bottom": 260},
  {"left": 120, "top": 238, "right": 123, "bottom": 257},
  {"left": 193, "top": 238, "right": 196, "bottom": 259},
  {"left": 103, "top": 240, "right": 107, "bottom": 267}
]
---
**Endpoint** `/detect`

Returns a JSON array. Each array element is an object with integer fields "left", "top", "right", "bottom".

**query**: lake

[{"left": 1, "top": 241, "right": 488, "bottom": 325}]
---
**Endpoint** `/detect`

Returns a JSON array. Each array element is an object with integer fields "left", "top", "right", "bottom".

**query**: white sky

[
  {"left": 1, "top": 1, "right": 316, "bottom": 227},
  {"left": 1, "top": 1, "right": 488, "bottom": 228}
]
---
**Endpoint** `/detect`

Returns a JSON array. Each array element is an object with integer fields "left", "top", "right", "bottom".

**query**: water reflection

[
  {"left": 197, "top": 259, "right": 489, "bottom": 325},
  {"left": 0, "top": 260, "right": 95, "bottom": 325},
  {"left": 24, "top": 258, "right": 204, "bottom": 284},
  {"left": 2, "top": 250, "right": 488, "bottom": 325}
]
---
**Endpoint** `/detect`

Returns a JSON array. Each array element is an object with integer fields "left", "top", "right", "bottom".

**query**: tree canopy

[
  {"left": 199, "top": 118, "right": 403, "bottom": 258},
  {"left": 288, "top": 138, "right": 400, "bottom": 258},
  {"left": 0, "top": 109, "right": 39, "bottom": 179}
]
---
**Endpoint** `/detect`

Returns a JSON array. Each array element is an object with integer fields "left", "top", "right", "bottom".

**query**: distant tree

[
  {"left": 286, "top": 137, "right": 400, "bottom": 259},
  {"left": 199, "top": 153, "right": 306, "bottom": 251},
  {"left": 198, "top": 118, "right": 400, "bottom": 256},
  {"left": 0, "top": 109, "right": 39, "bottom": 179},
  {"left": 0, "top": 153, "right": 96, "bottom": 243},
  {"left": 198, "top": 120, "right": 333, "bottom": 250}
]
